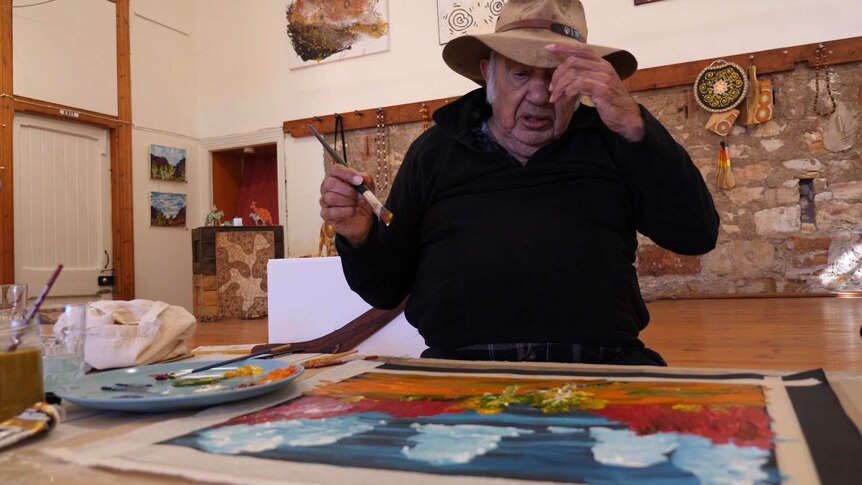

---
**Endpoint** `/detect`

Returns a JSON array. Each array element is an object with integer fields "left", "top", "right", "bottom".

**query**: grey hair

[{"left": 485, "top": 51, "right": 498, "bottom": 106}]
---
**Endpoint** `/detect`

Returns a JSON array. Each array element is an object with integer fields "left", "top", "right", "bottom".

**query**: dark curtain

[{"left": 236, "top": 154, "right": 279, "bottom": 226}]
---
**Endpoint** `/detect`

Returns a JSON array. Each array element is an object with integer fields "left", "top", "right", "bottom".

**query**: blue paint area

[{"left": 165, "top": 406, "right": 781, "bottom": 484}]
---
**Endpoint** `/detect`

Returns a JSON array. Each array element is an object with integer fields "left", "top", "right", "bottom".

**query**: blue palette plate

[{"left": 56, "top": 360, "right": 303, "bottom": 413}]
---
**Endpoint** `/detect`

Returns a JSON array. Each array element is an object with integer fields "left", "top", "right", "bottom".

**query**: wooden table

[{"left": 2, "top": 353, "right": 862, "bottom": 484}]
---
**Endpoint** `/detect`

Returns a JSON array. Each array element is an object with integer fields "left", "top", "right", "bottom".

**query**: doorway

[
  {"left": 211, "top": 144, "right": 279, "bottom": 227},
  {"left": 12, "top": 114, "right": 112, "bottom": 301}
]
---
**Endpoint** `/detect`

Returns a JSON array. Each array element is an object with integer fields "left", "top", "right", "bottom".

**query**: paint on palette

[{"left": 166, "top": 372, "right": 784, "bottom": 483}]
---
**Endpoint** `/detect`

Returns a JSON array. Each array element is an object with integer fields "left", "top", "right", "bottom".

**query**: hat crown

[{"left": 496, "top": 0, "right": 588, "bottom": 41}]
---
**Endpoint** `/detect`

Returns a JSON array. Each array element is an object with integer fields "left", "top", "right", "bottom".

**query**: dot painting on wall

[
  {"left": 437, "top": 0, "right": 505, "bottom": 45},
  {"left": 285, "top": 0, "right": 390, "bottom": 69}
]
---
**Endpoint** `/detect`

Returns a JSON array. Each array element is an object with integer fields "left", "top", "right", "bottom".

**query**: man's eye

[{"left": 513, "top": 72, "right": 528, "bottom": 79}]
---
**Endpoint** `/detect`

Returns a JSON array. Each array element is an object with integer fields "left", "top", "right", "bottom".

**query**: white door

[{"left": 13, "top": 114, "right": 112, "bottom": 300}]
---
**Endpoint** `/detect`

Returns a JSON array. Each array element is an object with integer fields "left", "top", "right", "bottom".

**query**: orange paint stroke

[{"left": 310, "top": 373, "right": 768, "bottom": 408}]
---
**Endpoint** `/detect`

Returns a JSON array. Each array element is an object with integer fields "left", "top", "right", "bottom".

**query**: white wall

[
  {"left": 196, "top": 0, "right": 862, "bottom": 258},
  {"left": 586, "top": 0, "right": 862, "bottom": 69},
  {"left": 130, "top": 0, "right": 201, "bottom": 310},
  {"left": 12, "top": 0, "right": 117, "bottom": 115}
]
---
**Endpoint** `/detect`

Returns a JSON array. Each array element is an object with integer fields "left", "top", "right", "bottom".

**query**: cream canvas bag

[{"left": 76, "top": 299, "right": 197, "bottom": 370}]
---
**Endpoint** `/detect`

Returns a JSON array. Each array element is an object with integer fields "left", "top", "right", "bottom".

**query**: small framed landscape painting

[
  {"left": 150, "top": 144, "right": 187, "bottom": 182},
  {"left": 150, "top": 191, "right": 187, "bottom": 227}
]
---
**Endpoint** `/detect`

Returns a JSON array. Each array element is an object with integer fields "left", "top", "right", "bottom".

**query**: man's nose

[{"left": 526, "top": 71, "right": 552, "bottom": 104}]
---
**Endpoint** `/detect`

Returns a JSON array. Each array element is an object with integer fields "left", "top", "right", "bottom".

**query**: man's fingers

[
  {"left": 321, "top": 176, "right": 361, "bottom": 201},
  {"left": 546, "top": 43, "right": 603, "bottom": 62},
  {"left": 549, "top": 72, "right": 609, "bottom": 104},
  {"left": 329, "top": 164, "right": 365, "bottom": 186}
]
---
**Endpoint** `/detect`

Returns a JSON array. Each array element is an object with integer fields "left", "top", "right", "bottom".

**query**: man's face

[{"left": 480, "top": 54, "right": 578, "bottom": 154}]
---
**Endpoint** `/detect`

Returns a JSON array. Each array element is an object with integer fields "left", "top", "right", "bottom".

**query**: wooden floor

[{"left": 191, "top": 296, "right": 862, "bottom": 374}]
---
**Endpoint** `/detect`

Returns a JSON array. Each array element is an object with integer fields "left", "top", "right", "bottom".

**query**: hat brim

[{"left": 443, "top": 29, "right": 637, "bottom": 84}]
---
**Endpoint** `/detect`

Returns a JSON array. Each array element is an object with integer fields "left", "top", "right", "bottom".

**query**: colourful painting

[
  {"left": 149, "top": 144, "right": 186, "bottom": 182},
  {"left": 160, "top": 366, "right": 829, "bottom": 483},
  {"left": 150, "top": 191, "right": 186, "bottom": 227},
  {"left": 437, "top": 0, "right": 504, "bottom": 45},
  {"left": 286, "top": 0, "right": 389, "bottom": 69},
  {"left": 44, "top": 364, "right": 862, "bottom": 483}
]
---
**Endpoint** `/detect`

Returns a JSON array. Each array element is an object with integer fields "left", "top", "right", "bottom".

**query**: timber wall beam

[{"left": 0, "top": 0, "right": 14, "bottom": 284}]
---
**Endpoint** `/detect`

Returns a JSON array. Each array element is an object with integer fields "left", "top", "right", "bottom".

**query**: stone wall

[{"left": 326, "top": 61, "right": 861, "bottom": 299}]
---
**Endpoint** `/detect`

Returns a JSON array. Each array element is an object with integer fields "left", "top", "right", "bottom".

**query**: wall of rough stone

[{"left": 326, "top": 61, "right": 861, "bottom": 299}]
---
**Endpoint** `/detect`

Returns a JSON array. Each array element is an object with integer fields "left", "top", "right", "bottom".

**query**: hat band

[{"left": 496, "top": 19, "right": 583, "bottom": 42}]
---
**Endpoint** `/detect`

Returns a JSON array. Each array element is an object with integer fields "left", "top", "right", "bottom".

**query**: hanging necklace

[
  {"left": 812, "top": 44, "right": 837, "bottom": 117},
  {"left": 375, "top": 108, "right": 390, "bottom": 193},
  {"left": 420, "top": 103, "right": 430, "bottom": 131}
]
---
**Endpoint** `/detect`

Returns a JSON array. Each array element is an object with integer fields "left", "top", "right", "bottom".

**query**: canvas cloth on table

[{"left": 56, "top": 299, "right": 196, "bottom": 370}]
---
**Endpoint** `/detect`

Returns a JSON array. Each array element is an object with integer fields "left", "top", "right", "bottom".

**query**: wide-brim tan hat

[{"left": 443, "top": 0, "right": 638, "bottom": 84}]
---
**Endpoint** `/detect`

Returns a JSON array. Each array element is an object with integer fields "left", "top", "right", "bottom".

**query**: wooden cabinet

[{"left": 192, "top": 226, "right": 284, "bottom": 320}]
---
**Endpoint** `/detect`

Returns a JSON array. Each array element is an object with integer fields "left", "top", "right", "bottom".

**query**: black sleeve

[
  {"left": 334, "top": 133, "right": 427, "bottom": 309},
  {"left": 608, "top": 106, "right": 720, "bottom": 255}
]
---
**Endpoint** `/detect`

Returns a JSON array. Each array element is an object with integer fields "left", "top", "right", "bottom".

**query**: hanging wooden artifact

[
  {"left": 812, "top": 44, "right": 855, "bottom": 152},
  {"left": 715, "top": 141, "right": 736, "bottom": 190},
  {"left": 823, "top": 102, "right": 856, "bottom": 152},
  {"left": 694, "top": 60, "right": 749, "bottom": 113},
  {"left": 706, "top": 109, "right": 740, "bottom": 137},
  {"left": 694, "top": 60, "right": 746, "bottom": 190},
  {"left": 739, "top": 62, "right": 774, "bottom": 126}
]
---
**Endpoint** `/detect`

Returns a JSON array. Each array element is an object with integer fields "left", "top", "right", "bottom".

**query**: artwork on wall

[
  {"left": 436, "top": 0, "right": 504, "bottom": 45},
  {"left": 149, "top": 144, "right": 187, "bottom": 182},
  {"left": 49, "top": 362, "right": 861, "bottom": 484},
  {"left": 215, "top": 232, "right": 273, "bottom": 319},
  {"left": 286, "top": 0, "right": 389, "bottom": 69},
  {"left": 150, "top": 191, "right": 187, "bottom": 227}
]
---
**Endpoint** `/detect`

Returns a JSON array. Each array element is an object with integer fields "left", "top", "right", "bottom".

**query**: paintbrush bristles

[
  {"left": 361, "top": 191, "right": 394, "bottom": 226},
  {"left": 300, "top": 350, "right": 359, "bottom": 368}
]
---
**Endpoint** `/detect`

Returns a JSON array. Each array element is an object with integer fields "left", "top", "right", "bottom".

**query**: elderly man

[{"left": 319, "top": 0, "right": 719, "bottom": 365}]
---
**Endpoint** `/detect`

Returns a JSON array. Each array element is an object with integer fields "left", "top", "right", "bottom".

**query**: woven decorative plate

[{"left": 693, "top": 60, "right": 749, "bottom": 113}]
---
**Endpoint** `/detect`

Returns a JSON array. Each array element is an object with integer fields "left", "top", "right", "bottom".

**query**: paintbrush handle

[
  {"left": 22, "top": 264, "right": 64, "bottom": 326},
  {"left": 300, "top": 350, "right": 359, "bottom": 368},
  {"left": 188, "top": 343, "right": 293, "bottom": 375},
  {"left": 307, "top": 124, "right": 394, "bottom": 226}
]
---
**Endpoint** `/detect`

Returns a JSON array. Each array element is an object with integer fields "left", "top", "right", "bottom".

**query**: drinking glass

[
  {"left": 0, "top": 284, "right": 43, "bottom": 421},
  {"left": 41, "top": 304, "right": 87, "bottom": 393}
]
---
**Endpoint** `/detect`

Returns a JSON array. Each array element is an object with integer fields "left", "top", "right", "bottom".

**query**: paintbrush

[
  {"left": 307, "top": 124, "right": 395, "bottom": 226},
  {"left": 256, "top": 347, "right": 305, "bottom": 360},
  {"left": 152, "top": 343, "right": 295, "bottom": 380},
  {"left": 6, "top": 264, "right": 63, "bottom": 352},
  {"left": 299, "top": 350, "right": 359, "bottom": 369}
]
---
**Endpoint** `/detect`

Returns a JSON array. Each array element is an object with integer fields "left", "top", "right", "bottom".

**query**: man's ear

[{"left": 479, "top": 58, "right": 490, "bottom": 83}]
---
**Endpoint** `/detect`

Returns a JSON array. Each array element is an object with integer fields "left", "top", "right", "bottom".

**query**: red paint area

[
  {"left": 221, "top": 396, "right": 462, "bottom": 427},
  {"left": 594, "top": 404, "right": 775, "bottom": 449}
]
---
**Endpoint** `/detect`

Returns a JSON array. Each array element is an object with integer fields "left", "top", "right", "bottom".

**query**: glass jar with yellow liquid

[{"left": 0, "top": 284, "right": 43, "bottom": 422}]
